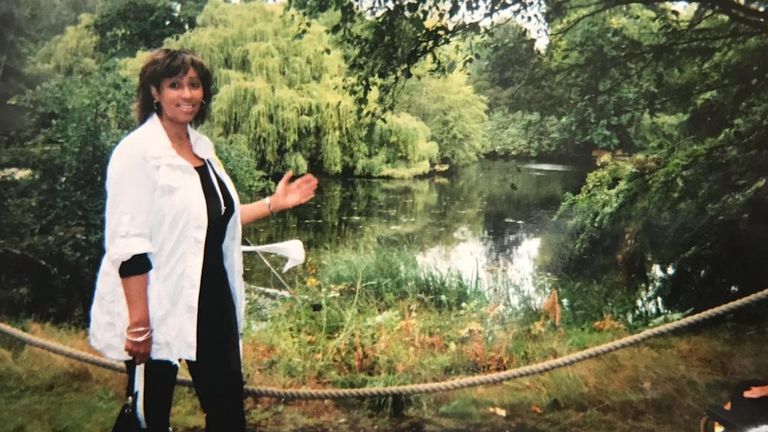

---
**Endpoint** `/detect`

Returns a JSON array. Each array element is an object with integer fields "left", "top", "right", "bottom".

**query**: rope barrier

[{"left": 2, "top": 288, "right": 767, "bottom": 400}]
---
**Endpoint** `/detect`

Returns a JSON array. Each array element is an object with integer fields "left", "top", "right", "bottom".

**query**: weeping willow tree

[
  {"left": 171, "top": 2, "right": 358, "bottom": 176},
  {"left": 123, "top": 0, "right": 436, "bottom": 181},
  {"left": 367, "top": 112, "right": 438, "bottom": 178}
]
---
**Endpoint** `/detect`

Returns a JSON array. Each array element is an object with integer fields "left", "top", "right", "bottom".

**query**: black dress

[
  {"left": 193, "top": 162, "right": 238, "bottom": 368},
  {"left": 188, "top": 162, "right": 245, "bottom": 431}
]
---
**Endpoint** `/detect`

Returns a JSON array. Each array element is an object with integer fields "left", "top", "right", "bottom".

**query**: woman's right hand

[{"left": 124, "top": 326, "right": 153, "bottom": 364}]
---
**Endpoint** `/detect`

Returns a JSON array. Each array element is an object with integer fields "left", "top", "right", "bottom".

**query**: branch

[
  {"left": 550, "top": 3, "right": 625, "bottom": 36},
  {"left": 552, "top": 0, "right": 768, "bottom": 37}
]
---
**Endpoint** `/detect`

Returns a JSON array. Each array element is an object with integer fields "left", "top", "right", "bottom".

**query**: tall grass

[{"left": 244, "top": 245, "right": 496, "bottom": 391}]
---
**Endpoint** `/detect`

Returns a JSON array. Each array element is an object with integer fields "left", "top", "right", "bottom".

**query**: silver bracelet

[
  {"left": 264, "top": 196, "right": 274, "bottom": 215},
  {"left": 125, "top": 327, "right": 153, "bottom": 342}
]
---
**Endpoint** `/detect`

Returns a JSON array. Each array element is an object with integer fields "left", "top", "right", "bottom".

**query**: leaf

[
  {"left": 488, "top": 406, "right": 507, "bottom": 417},
  {"left": 541, "top": 289, "right": 561, "bottom": 327},
  {"left": 593, "top": 315, "right": 625, "bottom": 332}
]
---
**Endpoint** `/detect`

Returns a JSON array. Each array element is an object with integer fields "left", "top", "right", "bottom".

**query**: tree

[
  {"left": 0, "top": 8, "right": 130, "bottom": 322},
  {"left": 468, "top": 21, "right": 565, "bottom": 158},
  {"left": 366, "top": 112, "right": 438, "bottom": 177},
  {"left": 160, "top": 1, "right": 444, "bottom": 181},
  {"left": 396, "top": 68, "right": 488, "bottom": 164},
  {"left": 3, "top": 60, "right": 134, "bottom": 322},
  {"left": 540, "top": 2, "right": 768, "bottom": 311},
  {"left": 291, "top": 0, "right": 768, "bottom": 312},
  {"left": 92, "top": 0, "right": 206, "bottom": 57},
  {"left": 289, "top": 0, "right": 547, "bottom": 110},
  {"left": 0, "top": 0, "right": 98, "bottom": 144},
  {"left": 288, "top": 0, "right": 766, "bottom": 111},
  {"left": 469, "top": 22, "right": 551, "bottom": 113}
]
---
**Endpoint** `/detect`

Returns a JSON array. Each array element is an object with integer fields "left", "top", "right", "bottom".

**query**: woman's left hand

[{"left": 270, "top": 171, "right": 319, "bottom": 212}]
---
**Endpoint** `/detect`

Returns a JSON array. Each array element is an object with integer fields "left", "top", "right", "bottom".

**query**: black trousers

[{"left": 125, "top": 347, "right": 246, "bottom": 432}]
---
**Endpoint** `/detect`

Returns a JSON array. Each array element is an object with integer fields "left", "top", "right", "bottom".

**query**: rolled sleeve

[
  {"left": 119, "top": 253, "right": 153, "bottom": 278},
  {"left": 104, "top": 143, "right": 156, "bottom": 269}
]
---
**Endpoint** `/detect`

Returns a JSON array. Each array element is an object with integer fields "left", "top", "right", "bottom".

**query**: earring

[
  {"left": 201, "top": 99, "right": 206, "bottom": 105},
  {"left": 153, "top": 100, "right": 161, "bottom": 113}
]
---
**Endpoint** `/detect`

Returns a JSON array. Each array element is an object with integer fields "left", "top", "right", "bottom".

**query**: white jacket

[{"left": 89, "top": 114, "right": 244, "bottom": 362}]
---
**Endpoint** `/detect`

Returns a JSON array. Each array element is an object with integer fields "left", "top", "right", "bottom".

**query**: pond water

[{"left": 244, "top": 160, "right": 588, "bottom": 306}]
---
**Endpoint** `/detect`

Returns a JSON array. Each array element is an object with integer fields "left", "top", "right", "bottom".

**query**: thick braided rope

[
  {"left": 2, "top": 288, "right": 767, "bottom": 400},
  {"left": 0, "top": 321, "right": 126, "bottom": 373}
]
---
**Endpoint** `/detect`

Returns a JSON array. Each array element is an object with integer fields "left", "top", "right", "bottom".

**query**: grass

[
  {"left": 1, "top": 317, "right": 767, "bottom": 431},
  {"left": 1, "top": 246, "right": 767, "bottom": 431}
]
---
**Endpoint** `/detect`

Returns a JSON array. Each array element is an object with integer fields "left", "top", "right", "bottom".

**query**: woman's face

[{"left": 151, "top": 68, "right": 204, "bottom": 127}]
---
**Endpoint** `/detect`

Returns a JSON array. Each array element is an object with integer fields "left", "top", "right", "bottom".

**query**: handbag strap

[{"left": 134, "top": 363, "right": 147, "bottom": 429}]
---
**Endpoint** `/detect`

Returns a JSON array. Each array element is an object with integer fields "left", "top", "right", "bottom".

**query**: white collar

[{"left": 144, "top": 113, "right": 215, "bottom": 160}]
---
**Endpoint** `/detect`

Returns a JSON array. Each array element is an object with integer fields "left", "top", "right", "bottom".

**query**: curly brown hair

[{"left": 135, "top": 48, "right": 213, "bottom": 125}]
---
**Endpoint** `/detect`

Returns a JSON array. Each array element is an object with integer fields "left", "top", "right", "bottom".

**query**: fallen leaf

[
  {"left": 488, "top": 406, "right": 507, "bottom": 417},
  {"left": 593, "top": 314, "right": 625, "bottom": 331},
  {"left": 541, "top": 290, "right": 561, "bottom": 326}
]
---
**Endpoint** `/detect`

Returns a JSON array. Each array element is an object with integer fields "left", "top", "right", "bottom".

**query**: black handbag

[
  {"left": 113, "top": 363, "right": 146, "bottom": 432},
  {"left": 112, "top": 395, "right": 141, "bottom": 432}
]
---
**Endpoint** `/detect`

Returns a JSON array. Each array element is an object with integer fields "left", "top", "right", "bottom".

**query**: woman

[{"left": 89, "top": 48, "right": 318, "bottom": 431}]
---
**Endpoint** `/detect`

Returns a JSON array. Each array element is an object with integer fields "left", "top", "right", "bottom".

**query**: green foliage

[
  {"left": 550, "top": 126, "right": 768, "bottom": 311},
  {"left": 202, "top": 129, "right": 272, "bottom": 202},
  {"left": 366, "top": 112, "right": 437, "bottom": 177},
  {"left": 471, "top": 10, "right": 679, "bottom": 157},
  {"left": 316, "top": 245, "right": 483, "bottom": 309},
  {"left": 468, "top": 21, "right": 574, "bottom": 159},
  {"left": 4, "top": 0, "right": 98, "bottom": 46},
  {"left": 92, "top": 0, "right": 205, "bottom": 57},
  {"left": 554, "top": 274, "right": 643, "bottom": 326},
  {"left": 247, "top": 245, "right": 493, "bottom": 386},
  {"left": 170, "top": 2, "right": 362, "bottom": 175},
  {"left": 288, "top": 0, "right": 543, "bottom": 111},
  {"left": 31, "top": 14, "right": 102, "bottom": 76},
  {"left": 397, "top": 69, "right": 488, "bottom": 164},
  {"left": 469, "top": 3, "right": 765, "bottom": 161},
  {"left": 536, "top": 1, "right": 768, "bottom": 311},
  {"left": 485, "top": 109, "right": 562, "bottom": 158},
  {"left": 469, "top": 22, "right": 552, "bottom": 114},
  {"left": 162, "top": 1, "right": 443, "bottom": 177},
  {"left": 0, "top": 0, "right": 99, "bottom": 141},
  {"left": 543, "top": 4, "right": 673, "bottom": 153},
  {"left": 1, "top": 59, "right": 134, "bottom": 322}
]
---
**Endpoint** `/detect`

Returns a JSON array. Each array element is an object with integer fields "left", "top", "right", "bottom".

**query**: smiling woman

[{"left": 88, "top": 48, "right": 318, "bottom": 431}]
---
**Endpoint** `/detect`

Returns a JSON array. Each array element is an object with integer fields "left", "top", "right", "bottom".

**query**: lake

[{"left": 244, "top": 160, "right": 588, "bottom": 307}]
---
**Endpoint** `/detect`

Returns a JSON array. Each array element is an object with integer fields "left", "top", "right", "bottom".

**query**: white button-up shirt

[{"left": 89, "top": 114, "right": 244, "bottom": 362}]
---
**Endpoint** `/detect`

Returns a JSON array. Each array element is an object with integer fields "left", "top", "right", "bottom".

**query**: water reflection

[
  {"left": 245, "top": 160, "right": 587, "bottom": 304},
  {"left": 416, "top": 236, "right": 542, "bottom": 306}
]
